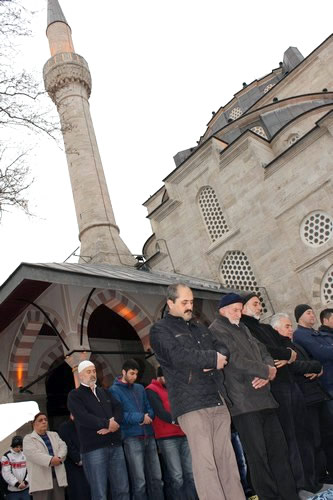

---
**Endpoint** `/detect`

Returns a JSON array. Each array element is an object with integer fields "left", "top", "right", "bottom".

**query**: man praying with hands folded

[{"left": 67, "top": 360, "right": 130, "bottom": 500}]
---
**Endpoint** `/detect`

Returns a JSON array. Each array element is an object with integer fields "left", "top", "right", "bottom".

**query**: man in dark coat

[
  {"left": 209, "top": 292, "right": 299, "bottom": 500},
  {"left": 58, "top": 414, "right": 91, "bottom": 500},
  {"left": 271, "top": 312, "right": 330, "bottom": 485},
  {"left": 67, "top": 360, "right": 130, "bottom": 500},
  {"left": 150, "top": 283, "right": 245, "bottom": 500},
  {"left": 241, "top": 293, "right": 323, "bottom": 494}
]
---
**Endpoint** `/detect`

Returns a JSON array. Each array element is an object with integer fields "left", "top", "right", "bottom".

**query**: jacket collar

[
  {"left": 165, "top": 313, "right": 188, "bottom": 323},
  {"left": 30, "top": 430, "right": 50, "bottom": 449},
  {"left": 149, "top": 378, "right": 165, "bottom": 389},
  {"left": 114, "top": 376, "right": 135, "bottom": 389},
  {"left": 296, "top": 325, "right": 319, "bottom": 335},
  {"left": 215, "top": 314, "right": 240, "bottom": 329},
  {"left": 241, "top": 314, "right": 260, "bottom": 326},
  {"left": 318, "top": 325, "right": 333, "bottom": 335}
]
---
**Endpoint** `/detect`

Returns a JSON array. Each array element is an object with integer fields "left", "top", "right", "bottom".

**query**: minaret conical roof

[{"left": 47, "top": 0, "right": 69, "bottom": 29}]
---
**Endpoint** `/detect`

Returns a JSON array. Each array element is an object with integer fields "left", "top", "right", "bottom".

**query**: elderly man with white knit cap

[{"left": 67, "top": 360, "right": 130, "bottom": 500}]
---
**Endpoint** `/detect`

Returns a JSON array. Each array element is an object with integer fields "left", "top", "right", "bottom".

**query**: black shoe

[{"left": 320, "top": 474, "right": 333, "bottom": 484}]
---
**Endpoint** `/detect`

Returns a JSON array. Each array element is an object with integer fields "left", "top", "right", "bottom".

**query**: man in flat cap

[
  {"left": 150, "top": 283, "right": 245, "bottom": 500},
  {"left": 209, "top": 293, "right": 299, "bottom": 500},
  {"left": 67, "top": 360, "right": 130, "bottom": 500}
]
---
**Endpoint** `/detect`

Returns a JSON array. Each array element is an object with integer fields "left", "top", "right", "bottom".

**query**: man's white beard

[
  {"left": 229, "top": 318, "right": 240, "bottom": 326},
  {"left": 247, "top": 307, "right": 261, "bottom": 320}
]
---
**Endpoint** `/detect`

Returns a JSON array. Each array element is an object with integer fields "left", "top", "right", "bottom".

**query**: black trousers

[
  {"left": 233, "top": 409, "right": 299, "bottom": 500},
  {"left": 306, "top": 404, "right": 327, "bottom": 481},
  {"left": 320, "top": 395, "right": 333, "bottom": 476},
  {"left": 272, "top": 381, "right": 321, "bottom": 492}
]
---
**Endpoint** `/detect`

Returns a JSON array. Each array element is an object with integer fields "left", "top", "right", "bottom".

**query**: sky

[{"left": 0, "top": 0, "right": 332, "bottom": 284}]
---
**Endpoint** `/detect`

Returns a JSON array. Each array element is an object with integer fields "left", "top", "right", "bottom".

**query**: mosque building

[
  {"left": 142, "top": 34, "right": 333, "bottom": 319},
  {"left": 0, "top": 0, "right": 332, "bottom": 440}
]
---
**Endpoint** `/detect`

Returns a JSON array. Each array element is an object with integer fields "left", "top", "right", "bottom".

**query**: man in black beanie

[
  {"left": 294, "top": 304, "right": 333, "bottom": 480},
  {"left": 210, "top": 292, "right": 299, "bottom": 500},
  {"left": 241, "top": 294, "right": 324, "bottom": 495}
]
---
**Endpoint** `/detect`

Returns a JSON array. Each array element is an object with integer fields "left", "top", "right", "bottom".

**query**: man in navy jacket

[
  {"left": 294, "top": 305, "right": 333, "bottom": 478},
  {"left": 110, "top": 359, "right": 164, "bottom": 500},
  {"left": 67, "top": 360, "right": 129, "bottom": 500}
]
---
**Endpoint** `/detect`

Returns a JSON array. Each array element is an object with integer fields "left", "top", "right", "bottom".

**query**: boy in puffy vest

[{"left": 146, "top": 367, "right": 198, "bottom": 500}]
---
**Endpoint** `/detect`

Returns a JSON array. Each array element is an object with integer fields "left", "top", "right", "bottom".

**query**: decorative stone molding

[
  {"left": 206, "top": 228, "right": 240, "bottom": 255},
  {"left": 166, "top": 141, "right": 213, "bottom": 184},
  {"left": 43, "top": 52, "right": 92, "bottom": 100},
  {"left": 265, "top": 126, "right": 327, "bottom": 178},
  {"left": 37, "top": 344, "right": 64, "bottom": 377},
  {"left": 219, "top": 138, "right": 250, "bottom": 170},
  {"left": 79, "top": 289, "right": 153, "bottom": 350},
  {"left": 9, "top": 309, "right": 66, "bottom": 388},
  {"left": 274, "top": 180, "right": 331, "bottom": 220},
  {"left": 149, "top": 199, "right": 182, "bottom": 222}
]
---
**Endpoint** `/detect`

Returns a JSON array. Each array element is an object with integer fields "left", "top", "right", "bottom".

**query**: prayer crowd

[{"left": 1, "top": 284, "right": 333, "bottom": 500}]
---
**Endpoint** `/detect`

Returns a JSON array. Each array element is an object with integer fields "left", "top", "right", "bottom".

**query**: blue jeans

[
  {"left": 231, "top": 431, "right": 251, "bottom": 496},
  {"left": 123, "top": 436, "right": 164, "bottom": 500},
  {"left": 82, "top": 445, "right": 130, "bottom": 500},
  {"left": 158, "top": 436, "right": 198, "bottom": 500},
  {"left": 6, "top": 491, "right": 30, "bottom": 500}
]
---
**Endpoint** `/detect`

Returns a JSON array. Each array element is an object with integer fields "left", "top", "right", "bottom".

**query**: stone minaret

[{"left": 43, "top": 0, "right": 135, "bottom": 266}]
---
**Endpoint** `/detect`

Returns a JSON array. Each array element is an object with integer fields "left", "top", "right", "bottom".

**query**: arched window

[
  {"left": 263, "top": 83, "right": 274, "bottom": 94},
  {"left": 251, "top": 126, "right": 267, "bottom": 139},
  {"left": 198, "top": 187, "right": 229, "bottom": 243},
  {"left": 288, "top": 133, "right": 300, "bottom": 146},
  {"left": 220, "top": 250, "right": 268, "bottom": 313},
  {"left": 229, "top": 107, "right": 243, "bottom": 120},
  {"left": 321, "top": 265, "right": 333, "bottom": 305}
]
